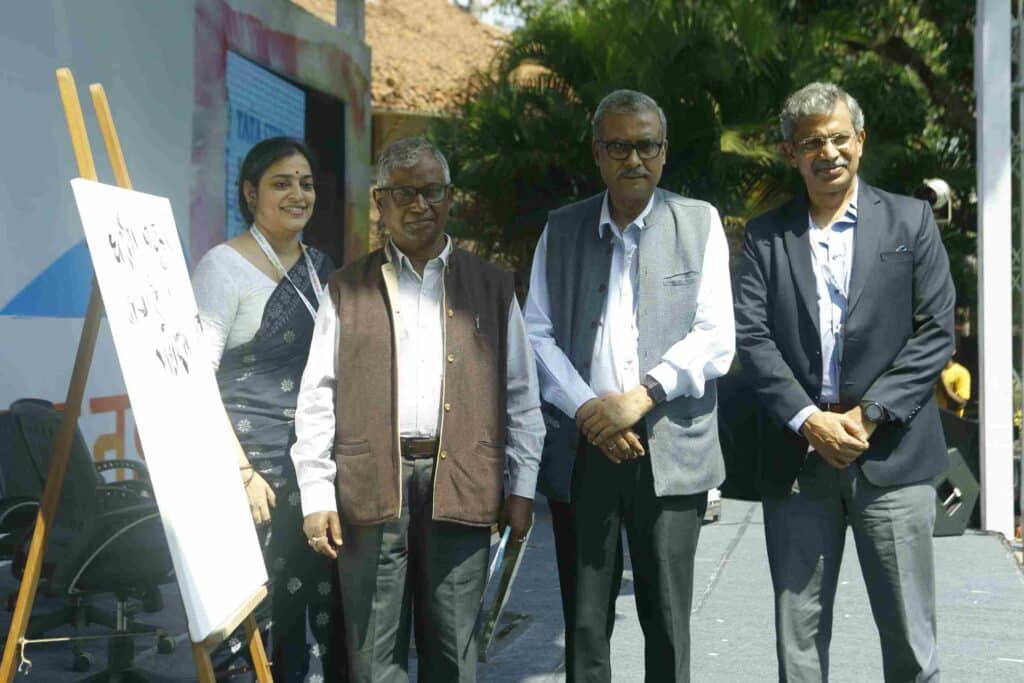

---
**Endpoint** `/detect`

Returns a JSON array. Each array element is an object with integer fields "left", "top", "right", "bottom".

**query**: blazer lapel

[
  {"left": 846, "top": 183, "right": 882, "bottom": 316},
  {"left": 781, "top": 194, "right": 820, "bottom": 335}
]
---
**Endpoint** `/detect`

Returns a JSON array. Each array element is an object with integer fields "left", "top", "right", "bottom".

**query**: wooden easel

[{"left": 0, "top": 68, "right": 272, "bottom": 683}]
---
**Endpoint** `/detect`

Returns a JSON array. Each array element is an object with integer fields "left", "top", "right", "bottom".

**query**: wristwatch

[
  {"left": 860, "top": 400, "right": 887, "bottom": 424},
  {"left": 642, "top": 376, "right": 667, "bottom": 406}
]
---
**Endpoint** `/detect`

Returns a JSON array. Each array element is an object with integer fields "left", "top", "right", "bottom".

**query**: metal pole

[
  {"left": 1018, "top": 0, "right": 1024, "bottom": 544},
  {"left": 976, "top": 0, "right": 1015, "bottom": 539}
]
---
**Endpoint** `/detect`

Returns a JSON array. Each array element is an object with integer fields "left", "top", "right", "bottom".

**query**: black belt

[
  {"left": 818, "top": 402, "right": 847, "bottom": 413},
  {"left": 400, "top": 437, "right": 438, "bottom": 460}
]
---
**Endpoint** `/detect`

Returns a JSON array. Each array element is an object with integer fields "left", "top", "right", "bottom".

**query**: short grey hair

[
  {"left": 374, "top": 137, "right": 451, "bottom": 187},
  {"left": 592, "top": 89, "right": 667, "bottom": 140},
  {"left": 779, "top": 82, "right": 864, "bottom": 142}
]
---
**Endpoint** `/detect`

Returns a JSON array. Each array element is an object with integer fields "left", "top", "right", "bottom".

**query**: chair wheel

[
  {"left": 71, "top": 651, "right": 93, "bottom": 672},
  {"left": 157, "top": 634, "right": 175, "bottom": 654}
]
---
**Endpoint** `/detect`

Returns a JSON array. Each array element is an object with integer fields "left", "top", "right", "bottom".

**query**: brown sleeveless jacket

[{"left": 328, "top": 246, "right": 513, "bottom": 526}]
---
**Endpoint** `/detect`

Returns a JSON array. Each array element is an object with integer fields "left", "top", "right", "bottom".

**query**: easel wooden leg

[
  {"left": 192, "top": 643, "right": 217, "bottom": 683},
  {"left": 0, "top": 67, "right": 104, "bottom": 683},
  {"left": 245, "top": 614, "right": 273, "bottom": 683},
  {"left": 191, "top": 616, "right": 272, "bottom": 683}
]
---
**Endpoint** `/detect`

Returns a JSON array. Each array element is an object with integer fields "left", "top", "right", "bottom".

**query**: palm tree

[
  {"left": 434, "top": 0, "right": 798, "bottom": 277},
  {"left": 434, "top": 0, "right": 975, "bottom": 286}
]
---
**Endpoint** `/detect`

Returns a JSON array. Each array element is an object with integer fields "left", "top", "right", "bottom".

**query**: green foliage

[{"left": 434, "top": 0, "right": 977, "bottom": 297}]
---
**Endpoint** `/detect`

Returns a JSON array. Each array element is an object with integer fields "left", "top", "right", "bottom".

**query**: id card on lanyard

[{"left": 249, "top": 225, "right": 324, "bottom": 321}]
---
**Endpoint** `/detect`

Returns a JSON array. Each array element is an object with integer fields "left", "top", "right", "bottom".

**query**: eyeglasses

[
  {"left": 795, "top": 132, "right": 856, "bottom": 155},
  {"left": 596, "top": 139, "right": 665, "bottom": 161},
  {"left": 375, "top": 183, "right": 450, "bottom": 207}
]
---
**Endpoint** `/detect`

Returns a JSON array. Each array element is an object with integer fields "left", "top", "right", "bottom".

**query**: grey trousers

[
  {"left": 571, "top": 438, "right": 707, "bottom": 683},
  {"left": 762, "top": 454, "right": 939, "bottom": 683},
  {"left": 336, "top": 457, "right": 490, "bottom": 683}
]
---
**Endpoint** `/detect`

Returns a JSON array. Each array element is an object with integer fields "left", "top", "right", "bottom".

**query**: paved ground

[{"left": 3, "top": 498, "right": 1023, "bottom": 681}]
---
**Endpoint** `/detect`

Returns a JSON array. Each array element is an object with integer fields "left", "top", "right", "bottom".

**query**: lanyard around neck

[{"left": 249, "top": 225, "right": 323, "bottom": 320}]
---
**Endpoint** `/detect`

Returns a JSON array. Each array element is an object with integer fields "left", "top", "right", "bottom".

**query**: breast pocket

[
  {"left": 880, "top": 250, "right": 913, "bottom": 263},
  {"left": 663, "top": 271, "right": 700, "bottom": 287},
  {"left": 876, "top": 250, "right": 914, "bottom": 314},
  {"left": 660, "top": 271, "right": 700, "bottom": 338}
]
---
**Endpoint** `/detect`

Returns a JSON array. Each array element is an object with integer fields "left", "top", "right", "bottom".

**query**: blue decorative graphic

[{"left": 0, "top": 240, "right": 94, "bottom": 318}]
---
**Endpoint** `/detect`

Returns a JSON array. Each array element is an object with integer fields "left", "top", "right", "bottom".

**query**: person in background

[
  {"left": 935, "top": 351, "right": 970, "bottom": 417},
  {"left": 192, "top": 137, "right": 342, "bottom": 682}
]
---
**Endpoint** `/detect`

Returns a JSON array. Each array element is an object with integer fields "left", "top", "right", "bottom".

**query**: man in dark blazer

[{"left": 734, "top": 82, "right": 955, "bottom": 682}]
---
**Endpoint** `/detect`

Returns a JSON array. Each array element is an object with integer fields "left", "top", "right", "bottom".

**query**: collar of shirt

[
  {"left": 807, "top": 178, "right": 859, "bottom": 233},
  {"left": 385, "top": 234, "right": 453, "bottom": 276},
  {"left": 597, "top": 191, "right": 656, "bottom": 239}
]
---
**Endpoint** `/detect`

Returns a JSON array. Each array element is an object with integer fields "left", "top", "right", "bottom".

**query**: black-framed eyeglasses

[
  {"left": 795, "top": 131, "right": 856, "bottom": 155},
  {"left": 374, "top": 183, "right": 451, "bottom": 207},
  {"left": 596, "top": 139, "right": 666, "bottom": 161}
]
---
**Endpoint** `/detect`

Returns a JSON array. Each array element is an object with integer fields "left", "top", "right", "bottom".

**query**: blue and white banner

[{"left": 225, "top": 51, "right": 306, "bottom": 238}]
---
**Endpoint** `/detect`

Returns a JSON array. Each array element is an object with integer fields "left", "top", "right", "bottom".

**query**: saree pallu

[{"left": 215, "top": 247, "right": 344, "bottom": 683}]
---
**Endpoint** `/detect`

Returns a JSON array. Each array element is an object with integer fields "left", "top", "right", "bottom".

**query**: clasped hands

[
  {"left": 576, "top": 386, "right": 654, "bottom": 464},
  {"left": 800, "top": 405, "right": 877, "bottom": 470}
]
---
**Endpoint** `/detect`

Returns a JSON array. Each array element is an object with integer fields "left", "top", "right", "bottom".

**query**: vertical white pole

[
  {"left": 1017, "top": 0, "right": 1024, "bottom": 542},
  {"left": 976, "top": 0, "right": 1015, "bottom": 539}
]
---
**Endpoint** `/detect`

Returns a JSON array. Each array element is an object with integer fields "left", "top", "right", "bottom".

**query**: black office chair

[
  {"left": 0, "top": 410, "right": 40, "bottom": 562},
  {"left": 3, "top": 399, "right": 176, "bottom": 680}
]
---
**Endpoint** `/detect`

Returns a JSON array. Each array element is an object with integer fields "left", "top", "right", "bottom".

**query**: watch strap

[{"left": 642, "top": 376, "right": 667, "bottom": 405}]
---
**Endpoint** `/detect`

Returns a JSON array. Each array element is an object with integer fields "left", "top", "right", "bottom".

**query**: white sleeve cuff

[
  {"left": 299, "top": 479, "right": 338, "bottom": 517},
  {"left": 646, "top": 361, "right": 699, "bottom": 402},
  {"left": 567, "top": 385, "right": 599, "bottom": 419},
  {"left": 507, "top": 461, "right": 539, "bottom": 499},
  {"left": 787, "top": 405, "right": 820, "bottom": 434}
]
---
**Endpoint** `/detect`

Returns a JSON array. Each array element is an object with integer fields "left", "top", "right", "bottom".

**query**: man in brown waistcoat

[{"left": 290, "top": 137, "right": 544, "bottom": 682}]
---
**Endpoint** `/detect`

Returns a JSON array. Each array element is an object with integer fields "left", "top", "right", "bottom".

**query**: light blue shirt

[{"left": 787, "top": 183, "right": 859, "bottom": 432}]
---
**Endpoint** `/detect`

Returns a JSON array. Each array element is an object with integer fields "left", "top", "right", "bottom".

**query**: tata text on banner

[{"left": 69, "top": 178, "right": 266, "bottom": 642}]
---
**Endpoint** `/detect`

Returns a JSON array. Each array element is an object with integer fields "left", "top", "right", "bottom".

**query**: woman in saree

[{"left": 191, "top": 137, "right": 341, "bottom": 682}]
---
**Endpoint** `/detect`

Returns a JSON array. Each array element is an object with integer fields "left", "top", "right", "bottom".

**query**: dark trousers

[
  {"left": 337, "top": 456, "right": 490, "bottom": 683},
  {"left": 548, "top": 490, "right": 621, "bottom": 680},
  {"left": 571, "top": 435, "right": 707, "bottom": 683}
]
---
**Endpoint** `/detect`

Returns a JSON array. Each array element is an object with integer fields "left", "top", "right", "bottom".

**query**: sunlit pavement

[{"left": 3, "top": 498, "right": 1023, "bottom": 681}]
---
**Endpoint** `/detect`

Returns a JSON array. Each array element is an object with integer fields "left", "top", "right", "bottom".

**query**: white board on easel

[{"left": 69, "top": 178, "right": 267, "bottom": 643}]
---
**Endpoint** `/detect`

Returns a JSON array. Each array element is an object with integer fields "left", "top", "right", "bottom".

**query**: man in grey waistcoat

[{"left": 524, "top": 89, "right": 735, "bottom": 682}]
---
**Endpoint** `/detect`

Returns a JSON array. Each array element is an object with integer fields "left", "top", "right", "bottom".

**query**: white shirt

[
  {"left": 290, "top": 238, "right": 545, "bottom": 515},
  {"left": 391, "top": 239, "right": 449, "bottom": 437},
  {"left": 787, "top": 181, "right": 859, "bottom": 433},
  {"left": 524, "top": 192, "right": 735, "bottom": 419}
]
